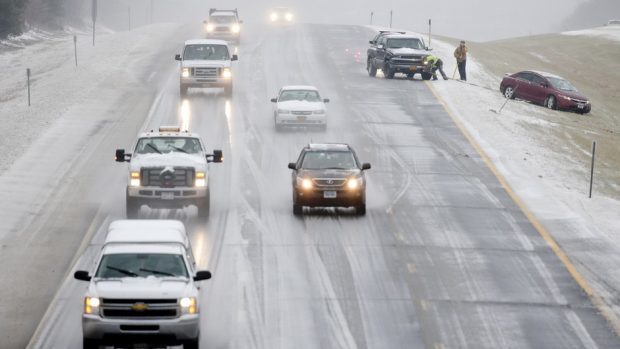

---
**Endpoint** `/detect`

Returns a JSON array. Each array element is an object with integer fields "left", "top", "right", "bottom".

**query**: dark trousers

[
  {"left": 457, "top": 60, "right": 467, "bottom": 81},
  {"left": 432, "top": 59, "right": 448, "bottom": 80}
]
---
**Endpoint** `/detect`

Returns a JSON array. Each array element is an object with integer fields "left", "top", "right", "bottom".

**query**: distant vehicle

[
  {"left": 288, "top": 144, "right": 371, "bottom": 215},
  {"left": 203, "top": 8, "right": 242, "bottom": 43},
  {"left": 606, "top": 19, "right": 620, "bottom": 26},
  {"left": 500, "top": 70, "right": 591, "bottom": 114},
  {"left": 175, "top": 39, "right": 238, "bottom": 97},
  {"left": 271, "top": 86, "right": 329, "bottom": 131},
  {"left": 367, "top": 33, "right": 432, "bottom": 80},
  {"left": 269, "top": 7, "right": 294, "bottom": 23},
  {"left": 74, "top": 220, "right": 212, "bottom": 349},
  {"left": 115, "top": 126, "right": 223, "bottom": 218}
]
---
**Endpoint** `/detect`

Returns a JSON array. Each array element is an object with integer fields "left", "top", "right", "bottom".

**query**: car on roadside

[
  {"left": 500, "top": 70, "right": 591, "bottom": 114},
  {"left": 175, "top": 39, "right": 238, "bottom": 97},
  {"left": 203, "top": 8, "right": 242, "bottom": 43},
  {"left": 367, "top": 33, "right": 432, "bottom": 80},
  {"left": 271, "top": 86, "right": 329, "bottom": 131},
  {"left": 115, "top": 126, "right": 223, "bottom": 218},
  {"left": 74, "top": 220, "right": 211, "bottom": 349},
  {"left": 606, "top": 19, "right": 620, "bottom": 26},
  {"left": 288, "top": 143, "right": 371, "bottom": 215},
  {"left": 269, "top": 7, "right": 294, "bottom": 24}
]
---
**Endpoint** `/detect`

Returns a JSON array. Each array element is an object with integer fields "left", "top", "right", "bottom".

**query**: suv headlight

[
  {"left": 205, "top": 23, "right": 215, "bottom": 32},
  {"left": 296, "top": 177, "right": 313, "bottom": 190},
  {"left": 313, "top": 109, "right": 325, "bottom": 115},
  {"left": 182, "top": 67, "right": 191, "bottom": 78},
  {"left": 232, "top": 24, "right": 240, "bottom": 33},
  {"left": 180, "top": 297, "right": 197, "bottom": 314},
  {"left": 84, "top": 297, "right": 100, "bottom": 315},
  {"left": 195, "top": 172, "right": 206, "bottom": 187},
  {"left": 222, "top": 68, "right": 232, "bottom": 79},
  {"left": 130, "top": 171, "right": 140, "bottom": 187},
  {"left": 277, "top": 109, "right": 291, "bottom": 114},
  {"left": 346, "top": 177, "right": 363, "bottom": 190}
]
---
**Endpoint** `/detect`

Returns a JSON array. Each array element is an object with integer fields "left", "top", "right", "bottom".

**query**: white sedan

[{"left": 271, "top": 86, "right": 329, "bottom": 131}]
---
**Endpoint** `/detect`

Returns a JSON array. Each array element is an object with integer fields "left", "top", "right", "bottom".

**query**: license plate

[
  {"left": 323, "top": 191, "right": 337, "bottom": 199},
  {"left": 297, "top": 116, "right": 307, "bottom": 121},
  {"left": 161, "top": 192, "right": 174, "bottom": 200},
  {"left": 577, "top": 104, "right": 585, "bottom": 109}
]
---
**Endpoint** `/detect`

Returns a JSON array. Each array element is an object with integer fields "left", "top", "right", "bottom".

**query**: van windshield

[{"left": 184, "top": 44, "right": 229, "bottom": 60}]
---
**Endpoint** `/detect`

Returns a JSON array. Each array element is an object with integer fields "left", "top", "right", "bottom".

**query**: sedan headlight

[
  {"left": 559, "top": 95, "right": 571, "bottom": 101},
  {"left": 182, "top": 67, "right": 190, "bottom": 78},
  {"left": 296, "top": 177, "right": 313, "bottom": 190},
  {"left": 84, "top": 297, "right": 100, "bottom": 315},
  {"left": 222, "top": 68, "right": 232, "bottom": 79},
  {"left": 312, "top": 109, "right": 325, "bottom": 115},
  {"left": 346, "top": 177, "right": 363, "bottom": 190},
  {"left": 277, "top": 109, "right": 291, "bottom": 114},
  {"left": 205, "top": 23, "right": 215, "bottom": 32},
  {"left": 180, "top": 297, "right": 197, "bottom": 315},
  {"left": 130, "top": 171, "right": 140, "bottom": 187},
  {"left": 232, "top": 24, "right": 240, "bottom": 33},
  {"left": 195, "top": 172, "right": 206, "bottom": 187}
]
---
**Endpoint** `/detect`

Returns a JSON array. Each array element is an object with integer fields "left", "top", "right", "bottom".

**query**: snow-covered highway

[{"left": 0, "top": 22, "right": 618, "bottom": 349}]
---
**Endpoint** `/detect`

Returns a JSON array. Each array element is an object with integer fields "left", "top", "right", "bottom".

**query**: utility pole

[
  {"left": 92, "top": 0, "right": 97, "bottom": 46},
  {"left": 389, "top": 10, "right": 393, "bottom": 28},
  {"left": 589, "top": 141, "right": 596, "bottom": 198},
  {"left": 128, "top": 6, "right": 131, "bottom": 31},
  {"left": 428, "top": 19, "right": 432, "bottom": 48},
  {"left": 370, "top": 11, "right": 373, "bottom": 25}
]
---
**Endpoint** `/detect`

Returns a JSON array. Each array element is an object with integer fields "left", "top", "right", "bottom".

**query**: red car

[{"left": 500, "top": 70, "right": 591, "bottom": 114}]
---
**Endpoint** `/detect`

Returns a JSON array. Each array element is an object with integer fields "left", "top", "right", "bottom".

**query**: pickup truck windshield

[
  {"left": 386, "top": 38, "right": 424, "bottom": 49},
  {"left": 184, "top": 44, "right": 229, "bottom": 61},
  {"left": 301, "top": 151, "right": 357, "bottom": 170},
  {"left": 134, "top": 137, "right": 203, "bottom": 155},
  {"left": 96, "top": 253, "right": 189, "bottom": 278},
  {"left": 279, "top": 90, "right": 321, "bottom": 102}
]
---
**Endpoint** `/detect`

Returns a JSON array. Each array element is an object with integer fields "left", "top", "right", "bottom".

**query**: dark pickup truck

[{"left": 367, "top": 32, "right": 433, "bottom": 80}]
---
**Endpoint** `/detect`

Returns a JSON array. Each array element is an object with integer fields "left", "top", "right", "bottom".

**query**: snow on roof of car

[
  {"left": 108, "top": 219, "right": 186, "bottom": 232},
  {"left": 103, "top": 243, "right": 185, "bottom": 256},
  {"left": 185, "top": 39, "right": 229, "bottom": 46},
  {"left": 307, "top": 143, "right": 350, "bottom": 151},
  {"left": 384, "top": 33, "right": 424, "bottom": 39},
  {"left": 105, "top": 229, "right": 189, "bottom": 248},
  {"left": 529, "top": 70, "right": 565, "bottom": 80},
  {"left": 138, "top": 129, "right": 200, "bottom": 138},
  {"left": 211, "top": 11, "right": 237, "bottom": 16},
  {"left": 282, "top": 85, "right": 318, "bottom": 91}
]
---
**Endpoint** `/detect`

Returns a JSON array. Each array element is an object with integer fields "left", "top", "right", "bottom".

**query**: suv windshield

[
  {"left": 210, "top": 15, "right": 236, "bottom": 24},
  {"left": 135, "top": 137, "right": 203, "bottom": 155},
  {"left": 96, "top": 253, "right": 188, "bottom": 278},
  {"left": 184, "top": 44, "right": 229, "bottom": 60},
  {"left": 547, "top": 77, "right": 577, "bottom": 91},
  {"left": 386, "top": 38, "right": 424, "bottom": 49},
  {"left": 279, "top": 90, "right": 321, "bottom": 102},
  {"left": 301, "top": 151, "right": 357, "bottom": 170}
]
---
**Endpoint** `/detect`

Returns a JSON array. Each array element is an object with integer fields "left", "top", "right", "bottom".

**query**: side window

[
  {"left": 517, "top": 72, "right": 534, "bottom": 82},
  {"left": 531, "top": 75, "right": 545, "bottom": 86}
]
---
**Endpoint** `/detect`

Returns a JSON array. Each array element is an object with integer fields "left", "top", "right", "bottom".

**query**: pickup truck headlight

[
  {"left": 270, "top": 13, "right": 279, "bottom": 22},
  {"left": 180, "top": 297, "right": 197, "bottom": 314},
  {"left": 346, "top": 177, "right": 363, "bottom": 190},
  {"left": 84, "top": 297, "right": 100, "bottom": 315},
  {"left": 195, "top": 172, "right": 206, "bottom": 187},
  {"left": 182, "top": 68, "right": 191, "bottom": 78},
  {"left": 277, "top": 109, "right": 291, "bottom": 114},
  {"left": 222, "top": 68, "right": 232, "bottom": 79},
  {"left": 232, "top": 24, "right": 240, "bottom": 33},
  {"left": 130, "top": 171, "right": 140, "bottom": 187},
  {"left": 296, "top": 177, "right": 313, "bottom": 190},
  {"left": 205, "top": 23, "right": 215, "bottom": 32}
]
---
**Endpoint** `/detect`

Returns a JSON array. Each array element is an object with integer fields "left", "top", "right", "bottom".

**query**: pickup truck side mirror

[
  {"left": 270, "top": 98, "right": 277, "bottom": 103},
  {"left": 288, "top": 162, "right": 297, "bottom": 170},
  {"left": 74, "top": 270, "right": 91, "bottom": 282},
  {"left": 323, "top": 98, "right": 330, "bottom": 103},
  {"left": 231, "top": 54, "right": 238, "bottom": 61},
  {"left": 175, "top": 54, "right": 182, "bottom": 61},
  {"left": 207, "top": 149, "right": 223, "bottom": 163},
  {"left": 361, "top": 163, "right": 371, "bottom": 170},
  {"left": 194, "top": 270, "right": 212, "bottom": 281},
  {"left": 115, "top": 149, "right": 131, "bottom": 162}
]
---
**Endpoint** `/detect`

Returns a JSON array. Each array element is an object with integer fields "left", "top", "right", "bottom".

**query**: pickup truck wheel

[
  {"left": 385, "top": 64, "right": 395, "bottom": 79},
  {"left": 197, "top": 189, "right": 210, "bottom": 218},
  {"left": 180, "top": 85, "right": 189, "bottom": 97},
  {"left": 293, "top": 204, "right": 303, "bottom": 215},
  {"left": 182, "top": 337, "right": 199, "bottom": 349},
  {"left": 83, "top": 338, "right": 100, "bottom": 349},
  {"left": 367, "top": 59, "right": 377, "bottom": 77},
  {"left": 126, "top": 197, "right": 140, "bottom": 219},
  {"left": 421, "top": 72, "right": 433, "bottom": 81}
]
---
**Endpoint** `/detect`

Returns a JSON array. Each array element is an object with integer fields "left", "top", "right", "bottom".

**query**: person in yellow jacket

[
  {"left": 423, "top": 55, "right": 448, "bottom": 80},
  {"left": 454, "top": 40, "right": 468, "bottom": 81}
]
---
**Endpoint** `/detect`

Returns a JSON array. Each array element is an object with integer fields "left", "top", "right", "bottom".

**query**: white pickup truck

[
  {"left": 115, "top": 126, "right": 223, "bottom": 218},
  {"left": 74, "top": 220, "right": 210, "bottom": 349},
  {"left": 175, "top": 39, "right": 238, "bottom": 97}
]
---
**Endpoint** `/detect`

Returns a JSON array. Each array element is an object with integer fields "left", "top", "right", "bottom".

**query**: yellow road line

[{"left": 425, "top": 81, "right": 620, "bottom": 336}]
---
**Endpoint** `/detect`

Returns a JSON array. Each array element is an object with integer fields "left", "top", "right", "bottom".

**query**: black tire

[
  {"left": 83, "top": 338, "right": 100, "bottom": 349},
  {"left": 183, "top": 337, "right": 199, "bottom": 349},
  {"left": 503, "top": 85, "right": 516, "bottom": 99},
  {"left": 367, "top": 59, "right": 377, "bottom": 77},
  {"left": 293, "top": 204, "right": 303, "bottom": 215},
  {"left": 355, "top": 204, "right": 366, "bottom": 216},
  {"left": 180, "top": 85, "right": 189, "bottom": 97},
  {"left": 384, "top": 64, "right": 395, "bottom": 79},
  {"left": 421, "top": 72, "right": 432, "bottom": 81},
  {"left": 126, "top": 196, "right": 140, "bottom": 219},
  {"left": 406, "top": 73, "right": 414, "bottom": 79},
  {"left": 197, "top": 189, "right": 210, "bottom": 218},
  {"left": 545, "top": 95, "right": 557, "bottom": 110},
  {"left": 224, "top": 84, "right": 233, "bottom": 97}
]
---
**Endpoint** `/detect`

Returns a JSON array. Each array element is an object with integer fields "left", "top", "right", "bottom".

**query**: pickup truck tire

[
  {"left": 224, "top": 84, "right": 233, "bottom": 97},
  {"left": 182, "top": 337, "right": 199, "bottom": 349},
  {"left": 367, "top": 59, "right": 377, "bottom": 77},
  {"left": 83, "top": 338, "right": 100, "bottom": 349},
  {"left": 126, "top": 196, "right": 140, "bottom": 219},
  {"left": 180, "top": 84, "right": 189, "bottom": 97},
  {"left": 421, "top": 72, "right": 433, "bottom": 81},
  {"left": 384, "top": 64, "right": 395, "bottom": 79},
  {"left": 197, "top": 189, "right": 210, "bottom": 218}
]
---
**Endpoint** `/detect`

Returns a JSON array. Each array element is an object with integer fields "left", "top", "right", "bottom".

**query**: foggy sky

[{"left": 96, "top": 0, "right": 591, "bottom": 42}]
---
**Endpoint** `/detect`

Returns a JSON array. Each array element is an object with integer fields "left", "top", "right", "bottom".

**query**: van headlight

[
  {"left": 84, "top": 297, "right": 100, "bottom": 315},
  {"left": 182, "top": 68, "right": 191, "bottom": 78},
  {"left": 232, "top": 24, "right": 240, "bottom": 33},
  {"left": 130, "top": 171, "right": 141, "bottom": 187},
  {"left": 222, "top": 68, "right": 232, "bottom": 79},
  {"left": 195, "top": 172, "right": 206, "bottom": 187},
  {"left": 180, "top": 297, "right": 197, "bottom": 314}
]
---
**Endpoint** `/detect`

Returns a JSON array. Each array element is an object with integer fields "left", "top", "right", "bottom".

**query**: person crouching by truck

[
  {"left": 424, "top": 55, "right": 448, "bottom": 80},
  {"left": 454, "top": 40, "right": 468, "bottom": 81}
]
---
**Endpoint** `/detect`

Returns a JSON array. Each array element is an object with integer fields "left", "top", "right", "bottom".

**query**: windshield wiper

[
  {"left": 107, "top": 266, "right": 138, "bottom": 277},
  {"left": 146, "top": 143, "right": 162, "bottom": 154},
  {"left": 139, "top": 268, "right": 176, "bottom": 276},
  {"left": 170, "top": 146, "right": 188, "bottom": 153},
  {"left": 323, "top": 167, "right": 349, "bottom": 170}
]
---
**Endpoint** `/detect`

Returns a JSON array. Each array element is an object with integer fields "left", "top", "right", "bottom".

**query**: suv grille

[
  {"left": 100, "top": 299, "right": 179, "bottom": 319},
  {"left": 141, "top": 167, "right": 195, "bottom": 188},
  {"left": 313, "top": 178, "right": 347, "bottom": 187},
  {"left": 215, "top": 27, "right": 230, "bottom": 32}
]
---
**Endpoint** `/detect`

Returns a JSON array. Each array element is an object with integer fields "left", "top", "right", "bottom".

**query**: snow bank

[{"left": 562, "top": 25, "right": 620, "bottom": 42}]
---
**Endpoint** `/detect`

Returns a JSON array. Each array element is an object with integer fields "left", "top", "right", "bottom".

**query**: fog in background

[{"left": 4, "top": 0, "right": 620, "bottom": 41}]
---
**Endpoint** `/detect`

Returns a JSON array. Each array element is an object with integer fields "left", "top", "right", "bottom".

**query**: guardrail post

[
  {"left": 73, "top": 35, "right": 78, "bottom": 66},
  {"left": 589, "top": 141, "right": 596, "bottom": 198},
  {"left": 27, "top": 68, "right": 31, "bottom": 106}
]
